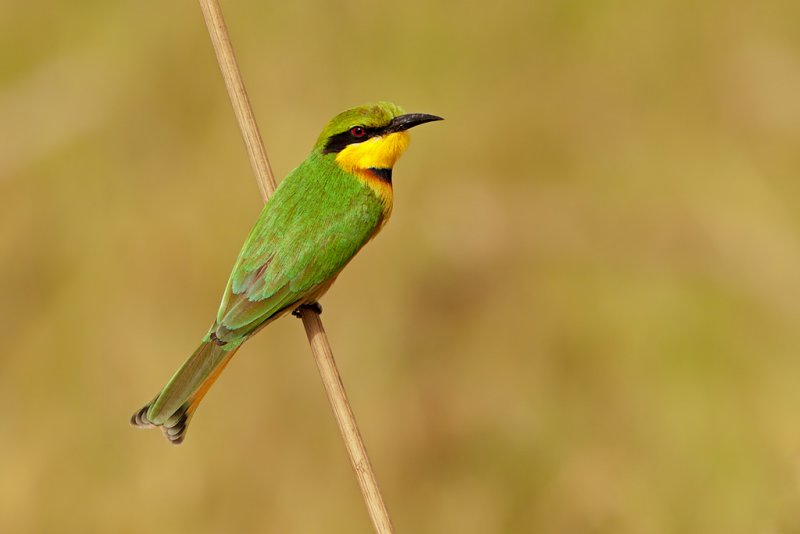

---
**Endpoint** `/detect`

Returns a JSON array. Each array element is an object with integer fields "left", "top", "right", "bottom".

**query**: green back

[{"left": 211, "top": 150, "right": 383, "bottom": 344}]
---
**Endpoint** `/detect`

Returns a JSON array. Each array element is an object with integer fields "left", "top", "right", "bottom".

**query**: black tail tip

[
  {"left": 130, "top": 403, "right": 189, "bottom": 445},
  {"left": 162, "top": 411, "right": 189, "bottom": 445},
  {"left": 130, "top": 405, "right": 153, "bottom": 428}
]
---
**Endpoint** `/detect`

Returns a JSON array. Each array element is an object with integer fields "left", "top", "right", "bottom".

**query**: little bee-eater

[{"left": 131, "top": 102, "right": 442, "bottom": 444}]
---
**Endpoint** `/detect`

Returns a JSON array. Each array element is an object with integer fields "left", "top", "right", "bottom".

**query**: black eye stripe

[{"left": 323, "top": 125, "right": 385, "bottom": 154}]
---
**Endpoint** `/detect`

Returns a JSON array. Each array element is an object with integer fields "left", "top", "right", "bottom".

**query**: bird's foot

[{"left": 292, "top": 302, "right": 323, "bottom": 318}]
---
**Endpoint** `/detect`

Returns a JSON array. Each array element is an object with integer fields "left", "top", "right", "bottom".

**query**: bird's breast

[{"left": 352, "top": 168, "right": 393, "bottom": 228}]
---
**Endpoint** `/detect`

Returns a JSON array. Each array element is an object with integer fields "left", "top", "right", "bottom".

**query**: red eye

[{"left": 350, "top": 126, "right": 366, "bottom": 138}]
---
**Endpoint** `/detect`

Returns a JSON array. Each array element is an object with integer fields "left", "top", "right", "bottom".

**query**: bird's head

[{"left": 315, "top": 102, "right": 442, "bottom": 174}]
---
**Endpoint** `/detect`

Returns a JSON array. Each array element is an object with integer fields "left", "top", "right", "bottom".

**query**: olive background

[{"left": 2, "top": 1, "right": 800, "bottom": 532}]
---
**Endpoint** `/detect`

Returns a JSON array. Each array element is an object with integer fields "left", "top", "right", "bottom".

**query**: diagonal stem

[
  {"left": 299, "top": 309, "right": 396, "bottom": 533},
  {"left": 198, "top": 0, "right": 275, "bottom": 199},
  {"left": 197, "top": 1, "right": 396, "bottom": 533}
]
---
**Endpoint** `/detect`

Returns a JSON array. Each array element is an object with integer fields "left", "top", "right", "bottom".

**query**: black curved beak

[{"left": 386, "top": 113, "right": 444, "bottom": 133}]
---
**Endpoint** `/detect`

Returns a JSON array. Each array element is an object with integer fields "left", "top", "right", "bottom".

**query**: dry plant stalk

[{"left": 197, "top": 1, "right": 396, "bottom": 532}]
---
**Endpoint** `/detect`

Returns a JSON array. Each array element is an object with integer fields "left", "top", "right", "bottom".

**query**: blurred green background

[{"left": 2, "top": 0, "right": 800, "bottom": 532}]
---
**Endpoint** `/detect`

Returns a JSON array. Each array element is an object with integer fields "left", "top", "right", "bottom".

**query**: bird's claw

[{"left": 292, "top": 302, "right": 323, "bottom": 318}]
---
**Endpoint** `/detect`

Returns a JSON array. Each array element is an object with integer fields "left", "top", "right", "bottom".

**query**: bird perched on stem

[{"left": 131, "top": 102, "right": 442, "bottom": 444}]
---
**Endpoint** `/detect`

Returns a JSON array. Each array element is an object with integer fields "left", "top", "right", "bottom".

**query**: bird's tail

[{"left": 131, "top": 339, "right": 241, "bottom": 444}]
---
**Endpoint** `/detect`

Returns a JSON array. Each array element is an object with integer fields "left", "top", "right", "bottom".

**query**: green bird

[{"left": 131, "top": 102, "right": 442, "bottom": 444}]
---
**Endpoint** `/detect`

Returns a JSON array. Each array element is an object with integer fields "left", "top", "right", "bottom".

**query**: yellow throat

[
  {"left": 334, "top": 131, "right": 409, "bottom": 223},
  {"left": 334, "top": 132, "right": 410, "bottom": 174}
]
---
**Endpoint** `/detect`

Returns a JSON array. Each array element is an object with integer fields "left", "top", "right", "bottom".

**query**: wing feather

[{"left": 212, "top": 157, "right": 382, "bottom": 342}]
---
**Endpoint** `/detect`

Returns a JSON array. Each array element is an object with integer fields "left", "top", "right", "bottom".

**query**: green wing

[{"left": 212, "top": 155, "right": 382, "bottom": 343}]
